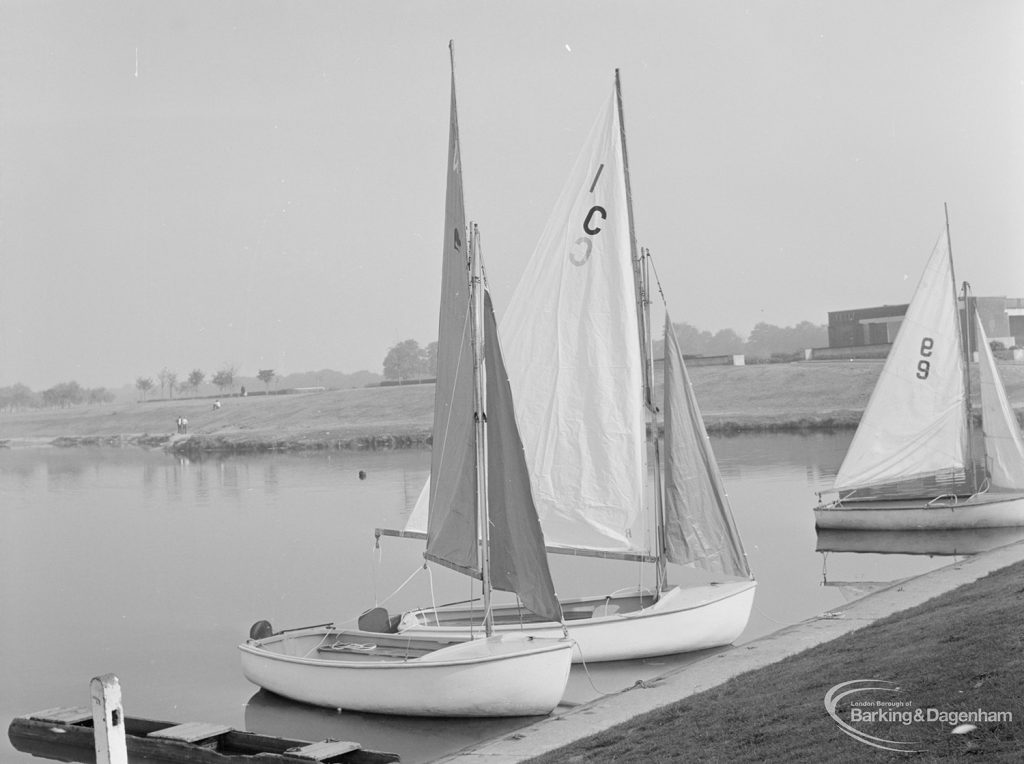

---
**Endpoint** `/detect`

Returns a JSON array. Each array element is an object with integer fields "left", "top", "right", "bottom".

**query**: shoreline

[
  {"left": 0, "top": 414, "right": 864, "bottom": 454},
  {"left": 2, "top": 362, "right": 1020, "bottom": 454}
]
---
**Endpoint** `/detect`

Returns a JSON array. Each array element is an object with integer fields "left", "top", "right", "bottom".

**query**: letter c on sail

[
  {"left": 583, "top": 206, "right": 607, "bottom": 235},
  {"left": 570, "top": 236, "right": 592, "bottom": 266},
  {"left": 453, "top": 226, "right": 462, "bottom": 251}
]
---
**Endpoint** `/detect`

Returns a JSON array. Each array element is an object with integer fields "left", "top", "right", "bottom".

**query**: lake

[{"left": 3, "top": 432, "right": 1019, "bottom": 763}]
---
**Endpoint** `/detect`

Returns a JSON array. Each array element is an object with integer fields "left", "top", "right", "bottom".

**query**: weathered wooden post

[{"left": 90, "top": 673, "right": 128, "bottom": 764}]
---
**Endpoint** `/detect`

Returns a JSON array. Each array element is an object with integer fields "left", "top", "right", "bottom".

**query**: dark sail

[
  {"left": 424, "top": 61, "right": 479, "bottom": 577},
  {"left": 663, "top": 315, "right": 750, "bottom": 578},
  {"left": 483, "top": 291, "right": 563, "bottom": 622}
]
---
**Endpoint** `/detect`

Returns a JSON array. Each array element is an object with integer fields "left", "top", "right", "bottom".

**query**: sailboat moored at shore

[
  {"left": 239, "top": 45, "right": 573, "bottom": 717},
  {"left": 379, "top": 71, "right": 756, "bottom": 663},
  {"left": 814, "top": 212, "right": 1024, "bottom": 531}
]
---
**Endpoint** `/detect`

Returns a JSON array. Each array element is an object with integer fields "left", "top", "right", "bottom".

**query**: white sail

[
  {"left": 500, "top": 89, "right": 647, "bottom": 553},
  {"left": 976, "top": 315, "right": 1024, "bottom": 490},
  {"left": 833, "top": 230, "right": 967, "bottom": 492}
]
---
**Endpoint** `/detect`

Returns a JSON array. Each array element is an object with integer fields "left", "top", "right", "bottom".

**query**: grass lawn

[{"left": 530, "top": 560, "right": 1024, "bottom": 763}]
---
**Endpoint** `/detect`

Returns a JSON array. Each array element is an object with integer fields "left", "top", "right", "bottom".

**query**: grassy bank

[
  {"left": 531, "top": 559, "right": 1024, "bottom": 763},
  {"left": 2, "top": 361, "right": 1023, "bottom": 452}
]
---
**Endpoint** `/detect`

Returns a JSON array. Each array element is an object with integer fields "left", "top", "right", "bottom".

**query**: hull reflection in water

[
  {"left": 244, "top": 689, "right": 535, "bottom": 764},
  {"left": 816, "top": 526, "right": 1024, "bottom": 556},
  {"left": 817, "top": 525, "right": 1024, "bottom": 604}
]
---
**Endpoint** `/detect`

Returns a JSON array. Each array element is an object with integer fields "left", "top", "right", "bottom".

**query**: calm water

[{"left": 3, "top": 432, "right": 1020, "bottom": 763}]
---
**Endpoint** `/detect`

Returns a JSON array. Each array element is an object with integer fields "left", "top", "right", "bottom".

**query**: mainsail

[
  {"left": 976, "top": 315, "right": 1024, "bottom": 490},
  {"left": 662, "top": 315, "right": 751, "bottom": 577},
  {"left": 833, "top": 230, "right": 968, "bottom": 492},
  {"left": 407, "top": 46, "right": 562, "bottom": 625},
  {"left": 500, "top": 88, "right": 647, "bottom": 554},
  {"left": 424, "top": 61, "right": 478, "bottom": 576}
]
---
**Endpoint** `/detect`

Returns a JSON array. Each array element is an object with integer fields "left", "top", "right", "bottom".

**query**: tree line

[
  {"left": 0, "top": 381, "right": 115, "bottom": 412},
  {"left": 380, "top": 321, "right": 829, "bottom": 380},
  {"left": 1, "top": 367, "right": 283, "bottom": 413}
]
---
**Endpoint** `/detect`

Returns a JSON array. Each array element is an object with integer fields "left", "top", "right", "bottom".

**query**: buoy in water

[{"left": 358, "top": 470, "right": 367, "bottom": 480}]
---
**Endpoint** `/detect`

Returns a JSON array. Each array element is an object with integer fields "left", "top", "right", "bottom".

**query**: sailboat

[
  {"left": 379, "top": 72, "right": 756, "bottom": 663},
  {"left": 238, "top": 46, "right": 573, "bottom": 717},
  {"left": 814, "top": 212, "right": 1024, "bottom": 530}
]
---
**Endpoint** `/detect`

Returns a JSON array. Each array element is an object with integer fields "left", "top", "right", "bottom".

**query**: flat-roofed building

[{"left": 827, "top": 297, "right": 1023, "bottom": 352}]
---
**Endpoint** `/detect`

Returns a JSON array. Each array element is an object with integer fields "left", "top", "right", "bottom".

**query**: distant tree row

[
  {"left": 135, "top": 365, "right": 248, "bottom": 401},
  {"left": 0, "top": 382, "right": 115, "bottom": 412},
  {"left": 667, "top": 320, "right": 829, "bottom": 360},
  {"left": 382, "top": 340, "right": 439, "bottom": 381},
  {"left": 382, "top": 322, "right": 829, "bottom": 378}
]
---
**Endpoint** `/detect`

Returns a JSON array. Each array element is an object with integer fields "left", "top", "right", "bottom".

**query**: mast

[
  {"left": 469, "top": 222, "right": 493, "bottom": 636},
  {"left": 615, "top": 70, "right": 666, "bottom": 590},
  {"left": 946, "top": 203, "right": 977, "bottom": 493}
]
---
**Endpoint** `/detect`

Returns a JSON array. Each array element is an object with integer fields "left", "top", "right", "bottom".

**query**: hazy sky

[{"left": 2, "top": 1, "right": 1022, "bottom": 390}]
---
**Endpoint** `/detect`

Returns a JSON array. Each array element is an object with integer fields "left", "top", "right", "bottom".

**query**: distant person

[
  {"left": 182, "top": 417, "right": 188, "bottom": 433},
  {"left": 176, "top": 417, "right": 183, "bottom": 434},
  {"left": 240, "top": 385, "right": 246, "bottom": 397},
  {"left": 213, "top": 400, "right": 221, "bottom": 410}
]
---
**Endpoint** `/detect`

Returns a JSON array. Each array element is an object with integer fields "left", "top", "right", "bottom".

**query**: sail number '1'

[
  {"left": 570, "top": 163, "right": 608, "bottom": 266},
  {"left": 916, "top": 337, "right": 934, "bottom": 379}
]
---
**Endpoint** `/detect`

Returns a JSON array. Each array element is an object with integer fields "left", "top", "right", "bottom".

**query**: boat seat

[
  {"left": 148, "top": 721, "right": 232, "bottom": 744},
  {"left": 26, "top": 707, "right": 92, "bottom": 724},
  {"left": 285, "top": 739, "right": 362, "bottom": 761}
]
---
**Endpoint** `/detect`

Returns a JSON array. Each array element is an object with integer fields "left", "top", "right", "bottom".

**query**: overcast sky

[{"left": 2, "top": 1, "right": 1022, "bottom": 390}]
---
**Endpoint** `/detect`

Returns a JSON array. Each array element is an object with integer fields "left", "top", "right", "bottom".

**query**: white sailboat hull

[
  {"left": 814, "top": 491, "right": 1024, "bottom": 530},
  {"left": 398, "top": 580, "right": 756, "bottom": 663},
  {"left": 239, "top": 627, "right": 573, "bottom": 717}
]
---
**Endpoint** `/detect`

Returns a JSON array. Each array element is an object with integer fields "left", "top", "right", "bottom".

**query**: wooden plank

[
  {"left": 287, "top": 739, "right": 362, "bottom": 760},
  {"left": 26, "top": 706, "right": 93, "bottom": 724},
  {"left": 148, "top": 721, "right": 233, "bottom": 743}
]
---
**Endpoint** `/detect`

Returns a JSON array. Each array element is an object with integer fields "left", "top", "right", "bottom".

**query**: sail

[
  {"left": 662, "top": 315, "right": 751, "bottom": 577},
  {"left": 976, "top": 315, "right": 1024, "bottom": 489},
  {"left": 833, "top": 230, "right": 967, "bottom": 492},
  {"left": 500, "top": 87, "right": 647, "bottom": 554},
  {"left": 483, "top": 291, "right": 563, "bottom": 622},
  {"left": 423, "top": 65, "right": 478, "bottom": 577}
]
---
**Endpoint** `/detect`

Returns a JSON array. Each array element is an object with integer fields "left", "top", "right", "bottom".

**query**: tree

[
  {"left": 188, "top": 369, "right": 205, "bottom": 397},
  {"left": 257, "top": 369, "right": 275, "bottom": 392},
  {"left": 42, "top": 381, "right": 83, "bottom": 408},
  {"left": 744, "top": 321, "right": 827, "bottom": 360},
  {"left": 708, "top": 328, "right": 746, "bottom": 355},
  {"left": 212, "top": 366, "right": 236, "bottom": 394},
  {"left": 86, "top": 387, "right": 115, "bottom": 405},
  {"left": 382, "top": 339, "right": 426, "bottom": 381},
  {"left": 158, "top": 368, "right": 172, "bottom": 399},
  {"left": 166, "top": 371, "right": 178, "bottom": 399},
  {"left": 135, "top": 377, "right": 154, "bottom": 401},
  {"left": 423, "top": 342, "right": 439, "bottom": 378},
  {"left": 671, "top": 322, "right": 714, "bottom": 355},
  {"left": 0, "top": 384, "right": 36, "bottom": 412}
]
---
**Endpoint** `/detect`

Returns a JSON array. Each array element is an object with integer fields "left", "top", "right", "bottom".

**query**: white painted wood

[
  {"left": 814, "top": 492, "right": 1024, "bottom": 530},
  {"left": 90, "top": 674, "right": 127, "bottom": 764},
  {"left": 239, "top": 629, "right": 572, "bottom": 716},
  {"left": 399, "top": 580, "right": 757, "bottom": 663}
]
